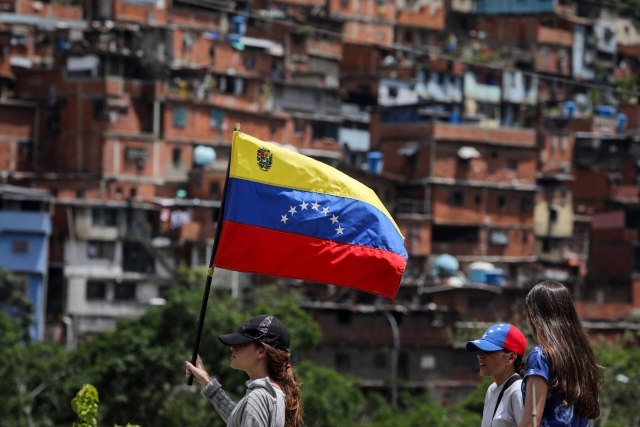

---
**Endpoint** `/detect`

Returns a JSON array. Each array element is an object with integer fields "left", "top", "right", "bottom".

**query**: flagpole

[{"left": 187, "top": 123, "right": 239, "bottom": 385}]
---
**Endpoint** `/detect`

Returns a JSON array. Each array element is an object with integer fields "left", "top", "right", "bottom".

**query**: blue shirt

[{"left": 522, "top": 346, "right": 587, "bottom": 427}]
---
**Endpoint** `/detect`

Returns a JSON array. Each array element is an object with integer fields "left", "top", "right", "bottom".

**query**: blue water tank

[
  {"left": 231, "top": 16, "right": 247, "bottom": 35},
  {"left": 193, "top": 146, "right": 216, "bottom": 166},
  {"left": 469, "top": 269, "right": 487, "bottom": 283},
  {"left": 485, "top": 269, "right": 505, "bottom": 286},
  {"left": 367, "top": 151, "right": 383, "bottom": 174},
  {"left": 616, "top": 113, "right": 628, "bottom": 133},
  {"left": 563, "top": 101, "right": 576, "bottom": 118},
  {"left": 596, "top": 105, "right": 616, "bottom": 118}
]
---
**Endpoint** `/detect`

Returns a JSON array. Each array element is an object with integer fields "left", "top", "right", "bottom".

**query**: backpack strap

[{"left": 492, "top": 374, "right": 521, "bottom": 420}]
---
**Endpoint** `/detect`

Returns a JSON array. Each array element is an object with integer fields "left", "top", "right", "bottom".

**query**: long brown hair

[
  {"left": 525, "top": 280, "right": 602, "bottom": 419},
  {"left": 261, "top": 342, "right": 303, "bottom": 427}
]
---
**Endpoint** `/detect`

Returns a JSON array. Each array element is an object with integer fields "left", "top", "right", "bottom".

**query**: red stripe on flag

[{"left": 213, "top": 221, "right": 406, "bottom": 299}]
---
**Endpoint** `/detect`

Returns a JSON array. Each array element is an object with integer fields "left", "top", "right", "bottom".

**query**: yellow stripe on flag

[{"left": 230, "top": 131, "right": 403, "bottom": 236}]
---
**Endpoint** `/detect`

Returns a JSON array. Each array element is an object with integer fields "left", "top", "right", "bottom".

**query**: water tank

[
  {"left": 616, "top": 113, "right": 628, "bottom": 133},
  {"left": 367, "top": 151, "right": 383, "bottom": 174},
  {"left": 468, "top": 261, "right": 495, "bottom": 284},
  {"left": 563, "top": 101, "right": 576, "bottom": 118},
  {"left": 432, "top": 254, "right": 459, "bottom": 279},
  {"left": 193, "top": 146, "right": 216, "bottom": 166},
  {"left": 485, "top": 269, "right": 505, "bottom": 286},
  {"left": 595, "top": 105, "right": 616, "bottom": 118},
  {"left": 231, "top": 16, "right": 247, "bottom": 35}
]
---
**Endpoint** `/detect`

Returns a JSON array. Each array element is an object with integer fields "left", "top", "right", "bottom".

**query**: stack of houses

[{"left": 1, "top": 0, "right": 639, "bottom": 402}]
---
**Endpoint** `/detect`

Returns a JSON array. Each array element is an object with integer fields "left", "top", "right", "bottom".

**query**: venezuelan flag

[{"left": 212, "top": 131, "right": 408, "bottom": 299}]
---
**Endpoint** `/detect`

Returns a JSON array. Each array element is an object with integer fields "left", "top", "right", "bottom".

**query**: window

[
  {"left": 12, "top": 240, "right": 29, "bottom": 254},
  {"left": 449, "top": 191, "right": 464, "bottom": 207},
  {"left": 459, "top": 157, "right": 471, "bottom": 170},
  {"left": 92, "top": 208, "right": 118, "bottom": 227},
  {"left": 498, "top": 196, "right": 507, "bottom": 212},
  {"left": 172, "top": 148, "right": 181, "bottom": 167},
  {"left": 294, "top": 118, "right": 306, "bottom": 134},
  {"left": 335, "top": 353, "right": 351, "bottom": 369},
  {"left": 388, "top": 86, "right": 398, "bottom": 98},
  {"left": 209, "top": 181, "right": 220, "bottom": 198},
  {"left": 18, "top": 141, "right": 33, "bottom": 162},
  {"left": 210, "top": 109, "right": 224, "bottom": 129},
  {"left": 373, "top": 353, "right": 387, "bottom": 368},
  {"left": 87, "top": 241, "right": 115, "bottom": 260},
  {"left": 172, "top": 106, "right": 187, "bottom": 128},
  {"left": 521, "top": 197, "right": 532, "bottom": 213},
  {"left": 93, "top": 99, "right": 106, "bottom": 120},
  {"left": 337, "top": 310, "right": 351, "bottom": 324},
  {"left": 115, "top": 283, "right": 136, "bottom": 301},
  {"left": 243, "top": 55, "right": 256, "bottom": 69},
  {"left": 86, "top": 281, "right": 107, "bottom": 300}
]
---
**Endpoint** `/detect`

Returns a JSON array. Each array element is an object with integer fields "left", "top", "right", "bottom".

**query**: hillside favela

[{"left": 1, "top": 0, "right": 639, "bottom": 425}]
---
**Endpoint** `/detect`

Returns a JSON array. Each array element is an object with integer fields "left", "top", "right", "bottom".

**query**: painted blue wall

[
  {"left": 0, "top": 211, "right": 51, "bottom": 341},
  {"left": 475, "top": 0, "right": 555, "bottom": 14}
]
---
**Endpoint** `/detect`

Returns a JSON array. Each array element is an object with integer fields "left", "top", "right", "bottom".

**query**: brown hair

[
  {"left": 525, "top": 280, "right": 602, "bottom": 419},
  {"left": 261, "top": 342, "right": 303, "bottom": 427}
]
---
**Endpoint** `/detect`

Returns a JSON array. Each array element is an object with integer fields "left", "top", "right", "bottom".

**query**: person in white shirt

[{"left": 466, "top": 323, "right": 527, "bottom": 427}]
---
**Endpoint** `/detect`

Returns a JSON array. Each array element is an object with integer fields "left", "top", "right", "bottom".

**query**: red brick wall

[
  {"left": 343, "top": 21, "right": 394, "bottom": 46},
  {"left": 397, "top": 3, "right": 445, "bottom": 30},
  {"left": 113, "top": 0, "right": 167, "bottom": 24}
]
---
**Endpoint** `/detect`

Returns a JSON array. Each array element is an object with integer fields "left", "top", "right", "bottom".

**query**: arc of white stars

[
  {"left": 288, "top": 206, "right": 297, "bottom": 215},
  {"left": 335, "top": 225, "right": 344, "bottom": 235},
  {"left": 280, "top": 214, "right": 288, "bottom": 224}
]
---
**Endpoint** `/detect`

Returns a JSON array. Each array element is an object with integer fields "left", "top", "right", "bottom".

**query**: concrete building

[{"left": 0, "top": 185, "right": 53, "bottom": 341}]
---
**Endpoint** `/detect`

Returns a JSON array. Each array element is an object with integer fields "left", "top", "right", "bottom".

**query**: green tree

[
  {"left": 594, "top": 340, "right": 640, "bottom": 427},
  {"left": 297, "top": 362, "right": 365, "bottom": 427}
]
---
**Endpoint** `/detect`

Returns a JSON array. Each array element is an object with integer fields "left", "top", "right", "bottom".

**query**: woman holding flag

[{"left": 185, "top": 314, "right": 302, "bottom": 427}]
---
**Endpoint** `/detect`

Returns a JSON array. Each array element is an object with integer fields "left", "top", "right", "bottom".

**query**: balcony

[
  {"left": 433, "top": 123, "right": 536, "bottom": 147},
  {"left": 537, "top": 26, "right": 572, "bottom": 46}
]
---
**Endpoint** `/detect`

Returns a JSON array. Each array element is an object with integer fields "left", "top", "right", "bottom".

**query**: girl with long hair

[
  {"left": 185, "top": 314, "right": 303, "bottom": 427},
  {"left": 518, "top": 280, "right": 601, "bottom": 427}
]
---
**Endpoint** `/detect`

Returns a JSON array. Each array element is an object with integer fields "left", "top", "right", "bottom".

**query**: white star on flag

[
  {"left": 300, "top": 201, "right": 308, "bottom": 210},
  {"left": 335, "top": 225, "right": 344, "bottom": 235},
  {"left": 280, "top": 214, "right": 288, "bottom": 224},
  {"left": 321, "top": 207, "right": 330, "bottom": 216},
  {"left": 330, "top": 214, "right": 339, "bottom": 224},
  {"left": 311, "top": 201, "right": 320, "bottom": 210},
  {"left": 288, "top": 206, "right": 297, "bottom": 215}
]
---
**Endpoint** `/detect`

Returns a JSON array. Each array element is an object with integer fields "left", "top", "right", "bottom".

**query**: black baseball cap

[{"left": 218, "top": 314, "right": 290, "bottom": 351}]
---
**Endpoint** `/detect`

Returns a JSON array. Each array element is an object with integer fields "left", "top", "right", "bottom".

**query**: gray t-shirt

[
  {"left": 481, "top": 376, "right": 523, "bottom": 427},
  {"left": 202, "top": 377, "right": 286, "bottom": 427}
]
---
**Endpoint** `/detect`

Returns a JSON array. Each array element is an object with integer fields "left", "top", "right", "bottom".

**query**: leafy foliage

[
  {"left": 72, "top": 385, "right": 99, "bottom": 427},
  {"left": 3, "top": 265, "right": 638, "bottom": 426}
]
